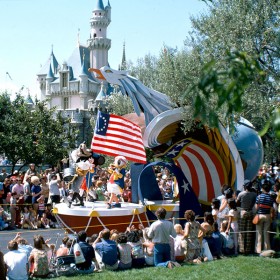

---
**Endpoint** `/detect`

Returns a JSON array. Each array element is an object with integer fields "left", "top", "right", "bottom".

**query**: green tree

[
  {"left": 105, "top": 91, "right": 134, "bottom": 116},
  {"left": 0, "top": 92, "right": 76, "bottom": 172},
  {"left": 185, "top": 0, "right": 280, "bottom": 161}
]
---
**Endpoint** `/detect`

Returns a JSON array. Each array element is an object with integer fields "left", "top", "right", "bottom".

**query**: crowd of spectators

[{"left": 0, "top": 162, "right": 279, "bottom": 278}]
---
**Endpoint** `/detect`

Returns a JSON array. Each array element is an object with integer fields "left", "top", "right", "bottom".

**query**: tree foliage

[
  {"left": 0, "top": 92, "right": 76, "bottom": 171},
  {"left": 124, "top": 0, "right": 280, "bottom": 162}
]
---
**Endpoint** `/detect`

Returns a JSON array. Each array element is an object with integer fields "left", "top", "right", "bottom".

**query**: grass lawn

[{"left": 57, "top": 256, "right": 279, "bottom": 280}]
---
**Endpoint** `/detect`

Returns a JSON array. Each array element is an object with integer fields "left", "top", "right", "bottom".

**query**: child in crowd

[
  {"left": 29, "top": 208, "right": 38, "bottom": 230},
  {"left": 220, "top": 221, "right": 235, "bottom": 256},
  {"left": 211, "top": 198, "right": 221, "bottom": 226},
  {"left": 127, "top": 229, "right": 145, "bottom": 268},
  {"left": 21, "top": 206, "right": 32, "bottom": 229},
  {"left": 226, "top": 198, "right": 239, "bottom": 255},
  {"left": 37, "top": 195, "right": 46, "bottom": 219},
  {"left": 0, "top": 205, "right": 8, "bottom": 230},
  {"left": 173, "top": 224, "right": 185, "bottom": 263},
  {"left": 116, "top": 233, "right": 132, "bottom": 270},
  {"left": 40, "top": 212, "right": 50, "bottom": 229},
  {"left": 142, "top": 227, "right": 154, "bottom": 266}
]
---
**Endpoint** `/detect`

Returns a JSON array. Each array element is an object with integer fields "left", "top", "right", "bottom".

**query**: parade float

[{"left": 53, "top": 66, "right": 264, "bottom": 234}]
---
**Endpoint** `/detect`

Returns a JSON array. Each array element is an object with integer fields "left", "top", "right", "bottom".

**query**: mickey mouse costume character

[{"left": 107, "top": 156, "right": 128, "bottom": 209}]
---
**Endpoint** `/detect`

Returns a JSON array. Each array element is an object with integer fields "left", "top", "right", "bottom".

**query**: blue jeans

[{"left": 154, "top": 243, "right": 171, "bottom": 267}]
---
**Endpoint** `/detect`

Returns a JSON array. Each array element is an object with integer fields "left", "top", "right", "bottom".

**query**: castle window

[
  {"left": 62, "top": 73, "right": 68, "bottom": 88},
  {"left": 63, "top": 97, "right": 69, "bottom": 110}
]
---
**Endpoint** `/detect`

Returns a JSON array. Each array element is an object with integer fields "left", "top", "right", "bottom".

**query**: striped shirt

[{"left": 256, "top": 193, "right": 273, "bottom": 214}]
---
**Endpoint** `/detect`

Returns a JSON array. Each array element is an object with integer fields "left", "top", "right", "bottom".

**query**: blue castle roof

[{"left": 94, "top": 0, "right": 105, "bottom": 11}]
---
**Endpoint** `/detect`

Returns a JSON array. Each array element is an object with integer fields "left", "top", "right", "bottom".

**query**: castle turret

[
  {"left": 79, "top": 53, "right": 88, "bottom": 109},
  {"left": 88, "top": 0, "right": 111, "bottom": 69}
]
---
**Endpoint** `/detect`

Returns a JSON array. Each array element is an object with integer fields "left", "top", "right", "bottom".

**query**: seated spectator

[
  {"left": 69, "top": 230, "right": 95, "bottom": 274},
  {"left": 116, "top": 232, "right": 132, "bottom": 270},
  {"left": 173, "top": 224, "right": 185, "bottom": 263},
  {"left": 21, "top": 206, "right": 32, "bottom": 229},
  {"left": 29, "top": 208, "right": 38, "bottom": 230},
  {"left": 127, "top": 229, "right": 145, "bottom": 268},
  {"left": 93, "top": 229, "right": 118, "bottom": 271},
  {"left": 220, "top": 221, "right": 235, "bottom": 256},
  {"left": 199, "top": 212, "right": 222, "bottom": 259},
  {"left": 29, "top": 235, "right": 50, "bottom": 278},
  {"left": 12, "top": 232, "right": 34, "bottom": 261},
  {"left": 183, "top": 210, "right": 205, "bottom": 263},
  {"left": 4, "top": 239, "right": 28, "bottom": 280},
  {"left": 40, "top": 212, "right": 50, "bottom": 229},
  {"left": 45, "top": 204, "right": 58, "bottom": 228},
  {"left": 0, "top": 249, "right": 6, "bottom": 280},
  {"left": 0, "top": 205, "right": 8, "bottom": 230},
  {"left": 142, "top": 227, "right": 155, "bottom": 266}
]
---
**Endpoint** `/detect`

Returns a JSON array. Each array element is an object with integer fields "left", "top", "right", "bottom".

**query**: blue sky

[{"left": 0, "top": 0, "right": 207, "bottom": 97}]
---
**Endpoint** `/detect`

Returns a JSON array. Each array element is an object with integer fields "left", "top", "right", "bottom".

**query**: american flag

[
  {"left": 91, "top": 111, "right": 147, "bottom": 164},
  {"left": 164, "top": 138, "right": 228, "bottom": 204}
]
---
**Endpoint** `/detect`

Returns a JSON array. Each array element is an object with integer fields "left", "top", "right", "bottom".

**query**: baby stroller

[{"left": 54, "top": 254, "right": 77, "bottom": 277}]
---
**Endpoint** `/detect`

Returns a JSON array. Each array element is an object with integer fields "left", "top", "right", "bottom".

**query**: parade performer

[{"left": 107, "top": 156, "right": 128, "bottom": 209}]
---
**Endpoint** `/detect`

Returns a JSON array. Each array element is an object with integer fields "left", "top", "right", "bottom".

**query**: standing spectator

[
  {"left": 49, "top": 173, "right": 61, "bottom": 205},
  {"left": 4, "top": 240, "right": 28, "bottom": 280},
  {"left": 59, "top": 181, "right": 68, "bottom": 200},
  {"left": 23, "top": 164, "right": 39, "bottom": 183},
  {"left": 2, "top": 177, "right": 11, "bottom": 211},
  {"left": 93, "top": 228, "right": 118, "bottom": 271},
  {"left": 218, "top": 187, "right": 233, "bottom": 226},
  {"left": 147, "top": 207, "right": 180, "bottom": 269},
  {"left": 226, "top": 198, "right": 239, "bottom": 255},
  {"left": 9, "top": 192, "right": 18, "bottom": 229},
  {"left": 39, "top": 176, "right": 49, "bottom": 204},
  {"left": 12, "top": 177, "right": 25, "bottom": 227},
  {"left": 255, "top": 183, "right": 274, "bottom": 253},
  {"left": 37, "top": 196, "right": 46, "bottom": 220},
  {"left": 236, "top": 180, "right": 257, "bottom": 254},
  {"left": 211, "top": 198, "right": 221, "bottom": 226},
  {"left": 31, "top": 176, "right": 42, "bottom": 214},
  {"left": 0, "top": 168, "right": 8, "bottom": 182},
  {"left": 69, "top": 230, "right": 95, "bottom": 274},
  {"left": 0, "top": 182, "right": 4, "bottom": 205},
  {"left": 23, "top": 176, "right": 32, "bottom": 206}
]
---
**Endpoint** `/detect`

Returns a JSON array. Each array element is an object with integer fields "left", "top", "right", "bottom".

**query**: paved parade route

[{"left": 0, "top": 228, "right": 68, "bottom": 254}]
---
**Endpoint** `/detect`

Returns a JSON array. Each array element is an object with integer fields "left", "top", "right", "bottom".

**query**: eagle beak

[{"left": 88, "top": 68, "right": 106, "bottom": 80}]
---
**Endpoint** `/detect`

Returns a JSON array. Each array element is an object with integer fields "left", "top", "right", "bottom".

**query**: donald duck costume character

[{"left": 107, "top": 156, "right": 128, "bottom": 209}]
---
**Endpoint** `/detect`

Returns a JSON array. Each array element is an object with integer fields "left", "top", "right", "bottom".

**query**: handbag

[{"left": 252, "top": 214, "right": 260, "bottom": 225}]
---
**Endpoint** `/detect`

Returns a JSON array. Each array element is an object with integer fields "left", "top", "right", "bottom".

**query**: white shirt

[
  {"left": 4, "top": 250, "right": 28, "bottom": 280},
  {"left": 147, "top": 219, "right": 176, "bottom": 244}
]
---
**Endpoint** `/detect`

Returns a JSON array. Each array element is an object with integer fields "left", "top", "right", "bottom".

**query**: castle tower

[
  {"left": 119, "top": 42, "right": 127, "bottom": 70},
  {"left": 88, "top": 0, "right": 111, "bottom": 69}
]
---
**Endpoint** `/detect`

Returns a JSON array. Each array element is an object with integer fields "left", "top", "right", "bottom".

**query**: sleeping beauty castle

[{"left": 36, "top": 0, "right": 122, "bottom": 145}]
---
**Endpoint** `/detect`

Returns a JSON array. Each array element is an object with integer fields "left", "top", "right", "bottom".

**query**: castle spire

[{"left": 120, "top": 42, "right": 127, "bottom": 70}]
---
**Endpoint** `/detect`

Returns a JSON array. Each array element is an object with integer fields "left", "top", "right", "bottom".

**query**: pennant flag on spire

[{"left": 91, "top": 111, "right": 147, "bottom": 164}]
